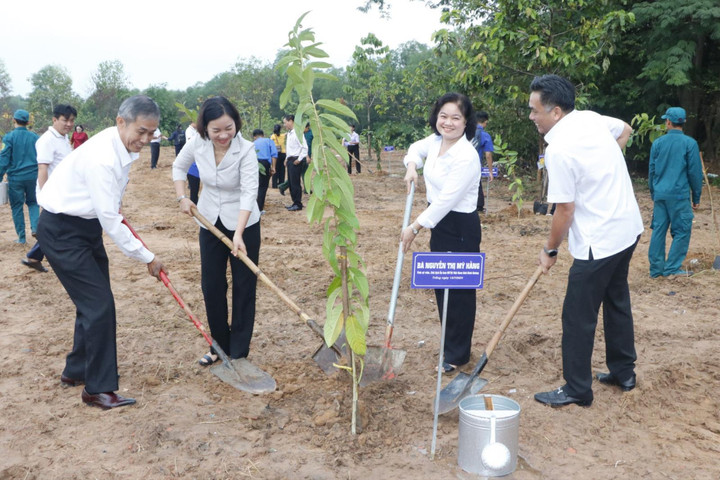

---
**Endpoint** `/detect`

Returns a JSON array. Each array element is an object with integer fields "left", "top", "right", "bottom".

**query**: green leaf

[
  {"left": 345, "top": 315, "right": 367, "bottom": 355},
  {"left": 316, "top": 99, "right": 356, "bottom": 118},
  {"left": 319, "top": 113, "right": 352, "bottom": 134},
  {"left": 348, "top": 267, "right": 369, "bottom": 300},
  {"left": 324, "top": 305, "right": 344, "bottom": 350}
]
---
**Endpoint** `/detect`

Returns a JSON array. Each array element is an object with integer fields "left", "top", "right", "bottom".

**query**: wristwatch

[
  {"left": 543, "top": 246, "right": 558, "bottom": 257},
  {"left": 411, "top": 225, "right": 420, "bottom": 235},
  {"left": 177, "top": 195, "right": 187, "bottom": 203}
]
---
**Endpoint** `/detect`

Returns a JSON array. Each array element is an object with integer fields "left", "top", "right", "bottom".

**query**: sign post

[{"left": 412, "top": 252, "right": 485, "bottom": 459}]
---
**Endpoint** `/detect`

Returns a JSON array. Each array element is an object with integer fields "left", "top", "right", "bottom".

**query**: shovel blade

[
  {"left": 312, "top": 343, "right": 343, "bottom": 375},
  {"left": 359, "top": 345, "right": 407, "bottom": 386},
  {"left": 436, "top": 373, "right": 488, "bottom": 414},
  {"left": 210, "top": 358, "right": 276, "bottom": 394}
]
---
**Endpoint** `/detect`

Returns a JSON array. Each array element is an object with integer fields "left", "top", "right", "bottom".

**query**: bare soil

[{"left": 1, "top": 147, "right": 719, "bottom": 479}]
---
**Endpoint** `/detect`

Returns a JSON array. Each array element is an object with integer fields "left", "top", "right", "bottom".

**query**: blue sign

[
  {"left": 411, "top": 252, "right": 485, "bottom": 289},
  {"left": 481, "top": 167, "right": 498, "bottom": 178},
  {"left": 383, "top": 146, "right": 395, "bottom": 152}
]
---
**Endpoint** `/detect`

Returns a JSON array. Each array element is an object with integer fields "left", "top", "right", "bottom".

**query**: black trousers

[
  {"left": 272, "top": 152, "right": 286, "bottom": 187},
  {"left": 150, "top": 142, "right": 160, "bottom": 168},
  {"left": 187, "top": 174, "right": 200, "bottom": 204},
  {"left": 347, "top": 145, "right": 361, "bottom": 173},
  {"left": 257, "top": 161, "right": 271, "bottom": 211},
  {"left": 429, "top": 210, "right": 482, "bottom": 366},
  {"left": 561, "top": 237, "right": 639, "bottom": 400},
  {"left": 37, "top": 211, "right": 119, "bottom": 394},
  {"left": 287, "top": 156, "right": 306, "bottom": 207},
  {"left": 199, "top": 220, "right": 260, "bottom": 359}
]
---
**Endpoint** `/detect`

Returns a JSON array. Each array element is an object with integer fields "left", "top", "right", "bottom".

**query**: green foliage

[
  {"left": 493, "top": 133, "right": 524, "bottom": 216},
  {"left": 28, "top": 65, "right": 79, "bottom": 130},
  {"left": 279, "top": 12, "right": 369, "bottom": 435},
  {"left": 279, "top": 14, "right": 368, "bottom": 353},
  {"left": 629, "top": 113, "right": 665, "bottom": 147}
]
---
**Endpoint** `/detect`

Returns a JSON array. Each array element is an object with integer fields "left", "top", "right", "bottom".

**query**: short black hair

[
  {"left": 53, "top": 104, "right": 77, "bottom": 120},
  {"left": 428, "top": 92, "right": 476, "bottom": 140},
  {"left": 252, "top": 128, "right": 264, "bottom": 137},
  {"left": 197, "top": 96, "right": 242, "bottom": 140},
  {"left": 529, "top": 74, "right": 575, "bottom": 113},
  {"left": 476, "top": 111, "right": 489, "bottom": 123},
  {"left": 273, "top": 124, "right": 282, "bottom": 135},
  {"left": 283, "top": 114, "right": 295, "bottom": 122}
]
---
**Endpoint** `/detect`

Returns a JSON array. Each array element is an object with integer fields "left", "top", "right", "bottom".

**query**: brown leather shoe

[
  {"left": 81, "top": 388, "right": 136, "bottom": 410},
  {"left": 60, "top": 374, "right": 84, "bottom": 388}
]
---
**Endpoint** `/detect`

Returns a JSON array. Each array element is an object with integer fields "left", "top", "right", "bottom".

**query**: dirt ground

[{"left": 1, "top": 147, "right": 719, "bottom": 480}]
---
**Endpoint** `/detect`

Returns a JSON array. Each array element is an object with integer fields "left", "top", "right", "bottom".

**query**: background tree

[
  {"left": 28, "top": 65, "right": 77, "bottom": 130},
  {"left": 82, "top": 60, "right": 131, "bottom": 131},
  {"left": 344, "top": 33, "right": 391, "bottom": 166}
]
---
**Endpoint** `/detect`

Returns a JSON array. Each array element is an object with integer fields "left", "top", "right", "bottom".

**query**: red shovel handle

[{"left": 122, "top": 218, "right": 214, "bottom": 348}]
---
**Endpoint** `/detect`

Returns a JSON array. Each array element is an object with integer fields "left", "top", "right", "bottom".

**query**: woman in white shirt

[
  {"left": 172, "top": 96, "right": 261, "bottom": 366},
  {"left": 401, "top": 92, "right": 482, "bottom": 373}
]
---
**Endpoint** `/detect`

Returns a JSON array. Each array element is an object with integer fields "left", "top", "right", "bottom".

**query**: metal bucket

[
  {"left": 0, "top": 181, "right": 7, "bottom": 205},
  {"left": 458, "top": 394, "right": 521, "bottom": 476}
]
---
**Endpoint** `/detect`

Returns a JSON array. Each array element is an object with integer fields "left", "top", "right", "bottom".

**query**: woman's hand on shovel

[
  {"left": 147, "top": 256, "right": 166, "bottom": 280},
  {"left": 178, "top": 197, "right": 196, "bottom": 216}
]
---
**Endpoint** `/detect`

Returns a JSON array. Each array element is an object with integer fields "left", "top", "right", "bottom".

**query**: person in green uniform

[
  {"left": 648, "top": 106, "right": 703, "bottom": 277},
  {"left": 0, "top": 110, "right": 40, "bottom": 244}
]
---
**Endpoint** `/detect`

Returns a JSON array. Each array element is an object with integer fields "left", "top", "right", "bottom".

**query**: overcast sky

[{"left": 1, "top": 0, "right": 444, "bottom": 98}]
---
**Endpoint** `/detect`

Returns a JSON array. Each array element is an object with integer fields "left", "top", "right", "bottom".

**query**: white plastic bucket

[
  {"left": 0, "top": 181, "right": 8, "bottom": 205},
  {"left": 458, "top": 394, "right": 521, "bottom": 476}
]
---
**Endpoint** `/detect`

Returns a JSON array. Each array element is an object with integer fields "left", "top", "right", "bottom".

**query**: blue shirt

[
  {"left": 649, "top": 129, "right": 703, "bottom": 204},
  {"left": 474, "top": 125, "right": 494, "bottom": 157},
  {"left": 0, "top": 126, "right": 40, "bottom": 181},
  {"left": 253, "top": 136, "right": 278, "bottom": 163}
]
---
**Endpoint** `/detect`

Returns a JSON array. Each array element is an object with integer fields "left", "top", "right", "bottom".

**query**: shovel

[
  {"left": 189, "top": 206, "right": 345, "bottom": 373},
  {"left": 360, "top": 182, "right": 414, "bottom": 386},
  {"left": 122, "top": 218, "right": 276, "bottom": 394},
  {"left": 437, "top": 265, "right": 543, "bottom": 414}
]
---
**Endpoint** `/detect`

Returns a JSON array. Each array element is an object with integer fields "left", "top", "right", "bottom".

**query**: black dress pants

[
  {"left": 287, "top": 156, "right": 306, "bottom": 207},
  {"left": 150, "top": 142, "right": 160, "bottom": 168},
  {"left": 273, "top": 152, "right": 286, "bottom": 187},
  {"left": 429, "top": 210, "right": 482, "bottom": 366},
  {"left": 561, "top": 237, "right": 639, "bottom": 401},
  {"left": 257, "top": 161, "right": 271, "bottom": 211},
  {"left": 37, "top": 211, "right": 119, "bottom": 394},
  {"left": 199, "top": 219, "right": 260, "bottom": 359},
  {"left": 347, "top": 145, "right": 361, "bottom": 174}
]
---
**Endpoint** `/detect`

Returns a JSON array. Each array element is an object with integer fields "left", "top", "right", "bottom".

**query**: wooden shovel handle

[{"left": 485, "top": 265, "right": 544, "bottom": 358}]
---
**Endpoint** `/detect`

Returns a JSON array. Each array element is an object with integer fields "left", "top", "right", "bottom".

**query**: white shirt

[
  {"left": 172, "top": 132, "right": 260, "bottom": 231},
  {"left": 285, "top": 127, "right": 308, "bottom": 159},
  {"left": 545, "top": 110, "right": 643, "bottom": 260},
  {"left": 185, "top": 125, "right": 198, "bottom": 142},
  {"left": 37, "top": 127, "right": 155, "bottom": 263},
  {"left": 343, "top": 131, "right": 359, "bottom": 147},
  {"left": 35, "top": 126, "right": 71, "bottom": 180},
  {"left": 151, "top": 128, "right": 162, "bottom": 143},
  {"left": 404, "top": 134, "right": 480, "bottom": 229}
]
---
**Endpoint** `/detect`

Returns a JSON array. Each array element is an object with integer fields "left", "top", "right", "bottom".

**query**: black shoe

[
  {"left": 279, "top": 184, "right": 287, "bottom": 196},
  {"left": 22, "top": 258, "right": 48, "bottom": 272},
  {"left": 534, "top": 386, "right": 592, "bottom": 408},
  {"left": 287, "top": 204, "right": 302, "bottom": 211},
  {"left": 596, "top": 372, "right": 636, "bottom": 391}
]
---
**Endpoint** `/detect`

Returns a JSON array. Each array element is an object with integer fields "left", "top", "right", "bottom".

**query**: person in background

[
  {"left": 281, "top": 114, "right": 308, "bottom": 211},
  {"left": 474, "top": 111, "right": 494, "bottom": 212},
  {"left": 648, "top": 106, "right": 703, "bottom": 277},
  {"left": 167, "top": 123, "right": 187, "bottom": 156},
  {"left": 184, "top": 122, "right": 200, "bottom": 203},
  {"left": 0, "top": 109, "right": 40, "bottom": 244},
  {"left": 529, "top": 74, "right": 642, "bottom": 408},
  {"left": 343, "top": 123, "right": 361, "bottom": 174},
  {"left": 22, "top": 104, "right": 77, "bottom": 273},
  {"left": 270, "top": 123, "right": 286, "bottom": 189},
  {"left": 71, "top": 124, "right": 88, "bottom": 149},
  {"left": 37, "top": 95, "right": 165, "bottom": 410},
  {"left": 302, "top": 122, "right": 313, "bottom": 193},
  {"left": 252, "top": 128, "right": 277, "bottom": 213},
  {"left": 172, "top": 96, "right": 261, "bottom": 366},
  {"left": 149, "top": 127, "right": 166, "bottom": 169},
  {"left": 400, "top": 93, "right": 481, "bottom": 373}
]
